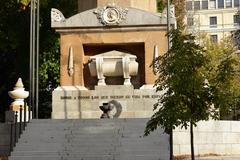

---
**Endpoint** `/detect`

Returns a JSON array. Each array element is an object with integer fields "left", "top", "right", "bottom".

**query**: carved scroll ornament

[{"left": 51, "top": 8, "right": 65, "bottom": 22}]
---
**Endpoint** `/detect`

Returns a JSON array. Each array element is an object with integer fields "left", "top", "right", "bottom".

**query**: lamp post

[{"left": 29, "top": 0, "right": 40, "bottom": 119}]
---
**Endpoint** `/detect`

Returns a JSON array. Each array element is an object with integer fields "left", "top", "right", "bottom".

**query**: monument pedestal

[{"left": 52, "top": 85, "right": 161, "bottom": 119}]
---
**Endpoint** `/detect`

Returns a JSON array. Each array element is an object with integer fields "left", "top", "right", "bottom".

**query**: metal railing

[{"left": 6, "top": 101, "right": 32, "bottom": 155}]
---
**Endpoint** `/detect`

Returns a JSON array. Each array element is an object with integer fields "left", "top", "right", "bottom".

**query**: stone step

[
  {"left": 29, "top": 118, "right": 150, "bottom": 124},
  {"left": 24, "top": 126, "right": 149, "bottom": 130},
  {"left": 11, "top": 151, "right": 120, "bottom": 156},
  {"left": 9, "top": 156, "right": 115, "bottom": 160},
  {"left": 9, "top": 154, "right": 167, "bottom": 160},
  {"left": 9, "top": 119, "right": 169, "bottom": 160},
  {"left": 19, "top": 130, "right": 161, "bottom": 136},
  {"left": 17, "top": 139, "right": 166, "bottom": 145},
  {"left": 11, "top": 151, "right": 61, "bottom": 156}
]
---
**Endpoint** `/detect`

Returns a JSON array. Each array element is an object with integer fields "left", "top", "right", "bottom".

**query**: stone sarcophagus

[{"left": 88, "top": 50, "right": 138, "bottom": 85}]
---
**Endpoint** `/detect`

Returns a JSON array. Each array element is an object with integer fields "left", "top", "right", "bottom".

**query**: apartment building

[{"left": 186, "top": 0, "right": 240, "bottom": 43}]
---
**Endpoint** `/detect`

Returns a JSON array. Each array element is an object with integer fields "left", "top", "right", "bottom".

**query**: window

[
  {"left": 186, "top": 1, "right": 193, "bottom": 10},
  {"left": 187, "top": 17, "right": 194, "bottom": 26},
  {"left": 234, "top": 15, "right": 240, "bottom": 25},
  {"left": 218, "top": 0, "right": 224, "bottom": 8},
  {"left": 210, "top": 35, "right": 218, "bottom": 43},
  {"left": 202, "top": 0, "right": 208, "bottom": 9},
  {"left": 194, "top": 1, "right": 200, "bottom": 10},
  {"left": 210, "top": 16, "right": 217, "bottom": 27},
  {"left": 209, "top": 0, "right": 216, "bottom": 8},
  {"left": 226, "top": 0, "right": 232, "bottom": 7},
  {"left": 234, "top": 0, "right": 240, "bottom": 7}
]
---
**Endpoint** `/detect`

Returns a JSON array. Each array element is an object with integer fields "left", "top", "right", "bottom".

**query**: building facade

[{"left": 186, "top": 0, "right": 240, "bottom": 42}]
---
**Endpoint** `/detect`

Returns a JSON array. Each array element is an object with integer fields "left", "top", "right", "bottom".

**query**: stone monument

[{"left": 51, "top": 0, "right": 176, "bottom": 119}]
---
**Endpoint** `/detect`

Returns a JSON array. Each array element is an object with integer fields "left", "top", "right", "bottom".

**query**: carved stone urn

[{"left": 8, "top": 78, "right": 29, "bottom": 107}]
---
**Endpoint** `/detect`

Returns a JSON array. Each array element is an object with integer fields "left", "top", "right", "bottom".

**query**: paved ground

[
  {"left": 198, "top": 156, "right": 240, "bottom": 160},
  {"left": 181, "top": 155, "right": 240, "bottom": 160}
]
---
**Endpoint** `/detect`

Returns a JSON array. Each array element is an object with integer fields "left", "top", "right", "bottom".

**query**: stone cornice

[
  {"left": 55, "top": 25, "right": 168, "bottom": 33},
  {"left": 51, "top": 6, "right": 176, "bottom": 30}
]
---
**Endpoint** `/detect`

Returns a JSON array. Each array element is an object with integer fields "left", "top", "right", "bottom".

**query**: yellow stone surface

[
  {"left": 10, "top": 105, "right": 29, "bottom": 111},
  {"left": 59, "top": 29, "right": 168, "bottom": 88},
  {"left": 78, "top": 0, "right": 157, "bottom": 13}
]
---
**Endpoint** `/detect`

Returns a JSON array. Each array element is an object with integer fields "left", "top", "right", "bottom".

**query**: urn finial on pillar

[
  {"left": 8, "top": 78, "right": 29, "bottom": 108},
  {"left": 8, "top": 78, "right": 30, "bottom": 122}
]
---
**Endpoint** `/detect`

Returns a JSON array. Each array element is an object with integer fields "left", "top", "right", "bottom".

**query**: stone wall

[
  {"left": 173, "top": 120, "right": 240, "bottom": 156},
  {"left": 52, "top": 85, "right": 162, "bottom": 119}
]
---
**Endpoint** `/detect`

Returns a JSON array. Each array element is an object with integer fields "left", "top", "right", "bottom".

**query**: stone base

[{"left": 52, "top": 85, "right": 162, "bottom": 119}]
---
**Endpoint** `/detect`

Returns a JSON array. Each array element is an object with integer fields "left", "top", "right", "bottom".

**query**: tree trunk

[
  {"left": 190, "top": 122, "right": 195, "bottom": 160},
  {"left": 170, "top": 129, "right": 173, "bottom": 160}
]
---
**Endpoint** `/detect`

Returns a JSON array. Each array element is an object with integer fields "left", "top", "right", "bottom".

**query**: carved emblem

[{"left": 94, "top": 3, "right": 128, "bottom": 26}]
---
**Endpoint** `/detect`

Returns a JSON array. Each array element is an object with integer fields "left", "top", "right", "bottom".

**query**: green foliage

[
  {"left": 202, "top": 36, "right": 240, "bottom": 119},
  {"left": 39, "top": 43, "right": 60, "bottom": 89},
  {"left": 232, "top": 29, "right": 240, "bottom": 50},
  {"left": 38, "top": 39, "right": 59, "bottom": 118},
  {"left": 156, "top": 0, "right": 186, "bottom": 30},
  {"left": 0, "top": 0, "right": 29, "bottom": 121},
  {"left": 173, "top": 0, "right": 186, "bottom": 30},
  {"left": 156, "top": 0, "right": 166, "bottom": 13},
  {"left": 18, "top": 0, "right": 30, "bottom": 6},
  {"left": 145, "top": 29, "right": 217, "bottom": 135},
  {"left": 0, "top": 0, "right": 77, "bottom": 120},
  {"left": 0, "top": 0, "right": 28, "bottom": 52},
  {"left": 36, "top": 0, "right": 77, "bottom": 118}
]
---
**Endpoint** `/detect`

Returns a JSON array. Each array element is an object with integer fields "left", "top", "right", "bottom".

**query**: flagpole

[
  {"left": 36, "top": 0, "right": 40, "bottom": 119},
  {"left": 29, "top": 0, "right": 33, "bottom": 118},
  {"left": 29, "top": 0, "right": 39, "bottom": 119}
]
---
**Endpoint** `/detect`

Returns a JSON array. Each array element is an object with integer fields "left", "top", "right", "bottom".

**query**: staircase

[{"left": 9, "top": 118, "right": 169, "bottom": 160}]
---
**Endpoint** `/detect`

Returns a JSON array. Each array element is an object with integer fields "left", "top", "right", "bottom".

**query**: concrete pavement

[{"left": 180, "top": 155, "right": 240, "bottom": 160}]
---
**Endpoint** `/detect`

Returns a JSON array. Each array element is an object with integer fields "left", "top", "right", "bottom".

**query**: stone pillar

[
  {"left": 122, "top": 56, "right": 131, "bottom": 85},
  {"left": 96, "top": 57, "right": 106, "bottom": 85}
]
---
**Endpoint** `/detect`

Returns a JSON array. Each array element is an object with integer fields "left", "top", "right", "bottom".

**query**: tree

[
  {"left": 232, "top": 23, "right": 240, "bottom": 50},
  {"left": 157, "top": 0, "right": 166, "bottom": 13},
  {"left": 202, "top": 35, "right": 240, "bottom": 120},
  {"left": 156, "top": 0, "right": 186, "bottom": 30},
  {"left": 172, "top": 0, "right": 185, "bottom": 30},
  {"left": 0, "top": 0, "right": 77, "bottom": 120},
  {"left": 145, "top": 29, "right": 217, "bottom": 160},
  {"left": 0, "top": 0, "right": 30, "bottom": 121},
  {"left": 36, "top": 0, "right": 78, "bottom": 118}
]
